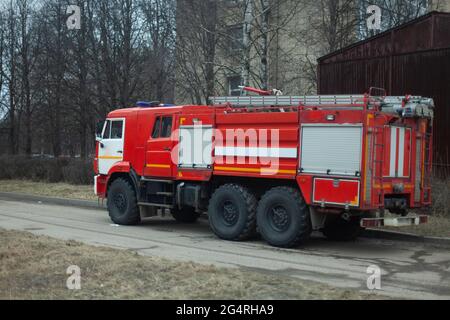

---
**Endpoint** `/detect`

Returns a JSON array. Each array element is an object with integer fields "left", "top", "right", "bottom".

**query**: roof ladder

[{"left": 209, "top": 95, "right": 366, "bottom": 107}]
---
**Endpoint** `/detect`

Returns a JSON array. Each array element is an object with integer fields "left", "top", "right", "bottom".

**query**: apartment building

[{"left": 174, "top": 0, "right": 448, "bottom": 104}]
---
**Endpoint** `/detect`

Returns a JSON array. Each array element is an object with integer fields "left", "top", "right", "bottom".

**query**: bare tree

[
  {"left": 175, "top": 0, "right": 218, "bottom": 104},
  {"left": 139, "top": 0, "right": 176, "bottom": 102},
  {"left": 5, "top": 1, "right": 19, "bottom": 154},
  {"left": 18, "top": 0, "right": 34, "bottom": 156},
  {"left": 310, "top": 0, "right": 359, "bottom": 54}
]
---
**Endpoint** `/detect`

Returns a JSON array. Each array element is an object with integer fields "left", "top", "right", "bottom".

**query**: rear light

[{"left": 419, "top": 215, "right": 428, "bottom": 224}]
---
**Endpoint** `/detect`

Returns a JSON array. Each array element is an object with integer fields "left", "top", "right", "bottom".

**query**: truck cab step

[
  {"left": 141, "top": 178, "right": 174, "bottom": 184},
  {"left": 138, "top": 202, "right": 174, "bottom": 209},
  {"left": 156, "top": 192, "right": 173, "bottom": 196}
]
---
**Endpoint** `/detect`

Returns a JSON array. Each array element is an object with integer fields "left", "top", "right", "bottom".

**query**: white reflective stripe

[
  {"left": 398, "top": 128, "right": 405, "bottom": 177},
  {"left": 215, "top": 147, "right": 297, "bottom": 158},
  {"left": 389, "top": 127, "right": 397, "bottom": 177}
]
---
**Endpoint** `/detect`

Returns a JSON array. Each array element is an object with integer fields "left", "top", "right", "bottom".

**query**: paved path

[{"left": 0, "top": 197, "right": 449, "bottom": 299}]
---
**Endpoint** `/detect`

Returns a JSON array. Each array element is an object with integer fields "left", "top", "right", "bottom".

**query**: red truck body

[{"left": 94, "top": 91, "right": 433, "bottom": 247}]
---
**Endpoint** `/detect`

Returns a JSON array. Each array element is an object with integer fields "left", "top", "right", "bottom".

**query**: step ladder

[
  {"left": 138, "top": 178, "right": 175, "bottom": 209},
  {"left": 372, "top": 125, "right": 386, "bottom": 208},
  {"left": 423, "top": 126, "right": 433, "bottom": 205}
]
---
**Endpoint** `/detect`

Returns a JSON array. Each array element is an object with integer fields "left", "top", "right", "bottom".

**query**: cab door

[
  {"left": 98, "top": 118, "right": 125, "bottom": 175},
  {"left": 144, "top": 114, "right": 178, "bottom": 178}
]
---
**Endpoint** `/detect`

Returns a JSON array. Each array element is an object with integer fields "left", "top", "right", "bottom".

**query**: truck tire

[
  {"left": 208, "top": 184, "right": 257, "bottom": 241},
  {"left": 172, "top": 208, "right": 201, "bottom": 223},
  {"left": 322, "top": 215, "right": 363, "bottom": 241},
  {"left": 107, "top": 178, "right": 140, "bottom": 225},
  {"left": 257, "top": 187, "right": 311, "bottom": 248}
]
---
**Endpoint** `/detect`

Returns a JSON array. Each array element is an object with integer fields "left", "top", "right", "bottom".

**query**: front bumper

[{"left": 94, "top": 175, "right": 107, "bottom": 198}]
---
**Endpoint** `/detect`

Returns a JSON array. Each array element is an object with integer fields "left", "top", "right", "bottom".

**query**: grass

[
  {"left": 0, "top": 179, "right": 96, "bottom": 201},
  {"left": 0, "top": 228, "right": 382, "bottom": 300}
]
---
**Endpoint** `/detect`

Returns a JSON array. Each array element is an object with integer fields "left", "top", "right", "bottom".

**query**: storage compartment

[
  {"left": 313, "top": 178, "right": 360, "bottom": 207},
  {"left": 178, "top": 125, "right": 213, "bottom": 168},
  {"left": 300, "top": 125, "right": 362, "bottom": 176}
]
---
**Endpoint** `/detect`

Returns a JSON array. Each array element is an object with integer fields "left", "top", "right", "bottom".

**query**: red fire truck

[{"left": 94, "top": 88, "right": 434, "bottom": 248}]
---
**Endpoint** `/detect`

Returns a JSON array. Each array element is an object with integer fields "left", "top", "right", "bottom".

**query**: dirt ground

[
  {"left": 0, "top": 180, "right": 96, "bottom": 201},
  {"left": 0, "top": 228, "right": 383, "bottom": 300}
]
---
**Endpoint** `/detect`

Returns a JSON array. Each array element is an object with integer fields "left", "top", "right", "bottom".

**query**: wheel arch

[
  {"left": 106, "top": 162, "right": 140, "bottom": 199},
  {"left": 210, "top": 176, "right": 299, "bottom": 199}
]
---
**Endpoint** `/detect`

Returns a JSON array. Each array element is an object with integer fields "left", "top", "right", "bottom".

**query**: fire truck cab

[{"left": 94, "top": 89, "right": 434, "bottom": 248}]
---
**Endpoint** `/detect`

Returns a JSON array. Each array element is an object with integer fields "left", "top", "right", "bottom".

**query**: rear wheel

[
  {"left": 322, "top": 215, "right": 364, "bottom": 241},
  {"left": 172, "top": 207, "right": 201, "bottom": 223},
  {"left": 107, "top": 178, "right": 140, "bottom": 225},
  {"left": 208, "top": 184, "right": 257, "bottom": 241},
  {"left": 257, "top": 187, "right": 311, "bottom": 248}
]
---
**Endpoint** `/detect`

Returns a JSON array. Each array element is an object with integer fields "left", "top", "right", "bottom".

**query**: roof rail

[{"left": 209, "top": 95, "right": 366, "bottom": 107}]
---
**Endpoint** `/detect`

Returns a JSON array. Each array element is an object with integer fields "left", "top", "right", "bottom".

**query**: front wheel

[
  {"left": 107, "top": 178, "right": 140, "bottom": 225},
  {"left": 257, "top": 187, "right": 311, "bottom": 248}
]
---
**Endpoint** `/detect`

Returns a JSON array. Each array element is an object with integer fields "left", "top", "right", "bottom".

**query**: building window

[
  {"left": 228, "top": 76, "right": 242, "bottom": 96},
  {"left": 227, "top": 24, "right": 243, "bottom": 51},
  {"left": 224, "top": 0, "right": 241, "bottom": 8}
]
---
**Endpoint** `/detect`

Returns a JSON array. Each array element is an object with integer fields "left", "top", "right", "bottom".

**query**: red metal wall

[{"left": 318, "top": 12, "right": 450, "bottom": 176}]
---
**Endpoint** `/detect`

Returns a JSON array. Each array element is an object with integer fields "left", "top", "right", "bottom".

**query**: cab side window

[
  {"left": 103, "top": 120, "right": 123, "bottom": 139},
  {"left": 103, "top": 120, "right": 111, "bottom": 139},
  {"left": 151, "top": 116, "right": 173, "bottom": 139},
  {"left": 161, "top": 116, "right": 173, "bottom": 138},
  {"left": 111, "top": 121, "right": 123, "bottom": 139},
  {"left": 151, "top": 117, "right": 161, "bottom": 138}
]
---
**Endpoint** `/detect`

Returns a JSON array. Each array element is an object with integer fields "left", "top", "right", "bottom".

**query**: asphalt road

[{"left": 0, "top": 198, "right": 449, "bottom": 300}]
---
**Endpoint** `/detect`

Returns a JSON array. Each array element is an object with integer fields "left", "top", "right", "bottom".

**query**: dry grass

[
  {"left": 429, "top": 177, "right": 450, "bottom": 218},
  {"left": 380, "top": 215, "right": 450, "bottom": 238},
  {"left": 0, "top": 229, "right": 382, "bottom": 300},
  {"left": 0, "top": 180, "right": 96, "bottom": 201}
]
